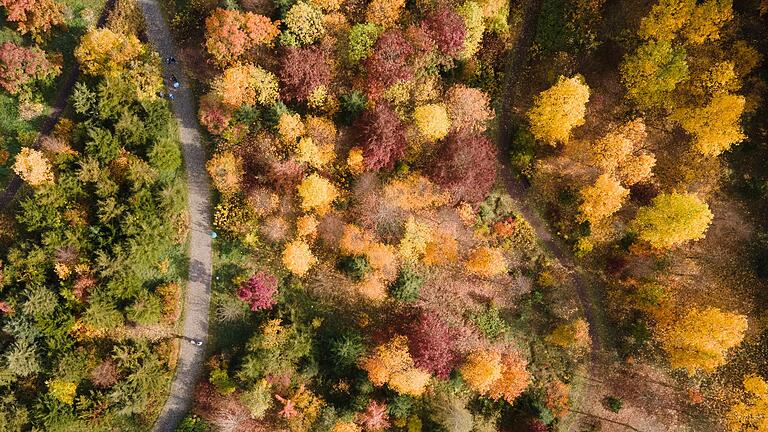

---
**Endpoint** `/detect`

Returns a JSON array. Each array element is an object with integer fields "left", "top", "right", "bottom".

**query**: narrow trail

[
  {"left": 0, "top": 0, "right": 116, "bottom": 209},
  {"left": 136, "top": 0, "right": 213, "bottom": 430},
  {"left": 496, "top": 0, "right": 614, "bottom": 429}
]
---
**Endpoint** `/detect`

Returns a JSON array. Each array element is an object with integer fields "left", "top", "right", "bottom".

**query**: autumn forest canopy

[{"left": 0, "top": 0, "right": 767, "bottom": 431}]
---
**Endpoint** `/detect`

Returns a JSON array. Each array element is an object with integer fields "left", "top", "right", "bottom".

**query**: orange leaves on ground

[
  {"left": 360, "top": 336, "right": 430, "bottom": 396},
  {"left": 205, "top": 8, "right": 280, "bottom": 67},
  {"left": 465, "top": 246, "right": 507, "bottom": 277}
]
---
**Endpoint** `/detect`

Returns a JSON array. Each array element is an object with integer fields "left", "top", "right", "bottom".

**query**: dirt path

[
  {"left": 495, "top": 0, "right": 616, "bottom": 429},
  {"left": 135, "top": 0, "right": 213, "bottom": 430},
  {"left": 0, "top": 0, "right": 116, "bottom": 209}
]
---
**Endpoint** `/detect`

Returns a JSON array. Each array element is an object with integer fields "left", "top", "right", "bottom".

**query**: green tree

[
  {"left": 630, "top": 192, "right": 713, "bottom": 249},
  {"left": 621, "top": 40, "right": 689, "bottom": 110}
]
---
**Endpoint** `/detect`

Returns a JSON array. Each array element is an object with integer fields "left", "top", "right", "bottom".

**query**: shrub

[
  {"left": 389, "top": 266, "right": 423, "bottom": 301},
  {"left": 338, "top": 255, "right": 370, "bottom": 281},
  {"left": 13, "top": 147, "right": 53, "bottom": 186},
  {"left": 603, "top": 396, "right": 623, "bottom": 413},
  {"left": 470, "top": 306, "right": 508, "bottom": 340},
  {"left": 237, "top": 271, "right": 279, "bottom": 311}
]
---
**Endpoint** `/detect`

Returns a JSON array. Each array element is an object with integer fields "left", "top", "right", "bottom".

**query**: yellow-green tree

[
  {"left": 527, "top": 75, "right": 590, "bottom": 144},
  {"left": 658, "top": 307, "right": 747, "bottom": 374},
  {"left": 726, "top": 374, "right": 768, "bottom": 432},
  {"left": 630, "top": 192, "right": 713, "bottom": 249},
  {"left": 620, "top": 39, "right": 689, "bottom": 110},
  {"left": 75, "top": 28, "right": 143, "bottom": 76},
  {"left": 577, "top": 174, "right": 629, "bottom": 225},
  {"left": 672, "top": 94, "right": 745, "bottom": 156}
]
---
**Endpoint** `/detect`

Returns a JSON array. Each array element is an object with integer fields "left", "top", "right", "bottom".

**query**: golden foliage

[
  {"left": 488, "top": 352, "right": 530, "bottom": 404},
  {"left": 296, "top": 215, "right": 319, "bottom": 239},
  {"left": 340, "top": 224, "right": 372, "bottom": 255},
  {"left": 13, "top": 147, "right": 53, "bottom": 186},
  {"left": 47, "top": 379, "right": 77, "bottom": 405},
  {"left": 673, "top": 94, "right": 745, "bottom": 156},
  {"left": 383, "top": 174, "right": 450, "bottom": 211},
  {"left": 366, "top": 0, "right": 405, "bottom": 27},
  {"left": 631, "top": 192, "right": 713, "bottom": 249},
  {"left": 527, "top": 75, "right": 590, "bottom": 144},
  {"left": 458, "top": 1, "right": 485, "bottom": 59},
  {"left": 423, "top": 230, "right": 458, "bottom": 266},
  {"left": 658, "top": 306, "right": 747, "bottom": 374},
  {"left": 726, "top": 374, "right": 768, "bottom": 432},
  {"left": 577, "top": 174, "right": 628, "bottom": 224},
  {"left": 277, "top": 112, "right": 305, "bottom": 147},
  {"left": 357, "top": 273, "right": 389, "bottom": 301},
  {"left": 413, "top": 104, "right": 451, "bottom": 142},
  {"left": 282, "top": 239, "right": 318, "bottom": 276},
  {"left": 347, "top": 147, "right": 365, "bottom": 174},
  {"left": 297, "top": 173, "right": 339, "bottom": 214},
  {"left": 206, "top": 152, "right": 243, "bottom": 195},
  {"left": 360, "top": 336, "right": 430, "bottom": 396},
  {"left": 75, "top": 28, "right": 143, "bottom": 76},
  {"left": 364, "top": 242, "right": 398, "bottom": 281},
  {"left": 399, "top": 216, "right": 433, "bottom": 262},
  {"left": 466, "top": 246, "right": 507, "bottom": 277},
  {"left": 638, "top": 0, "right": 695, "bottom": 41},
  {"left": 682, "top": 0, "right": 733, "bottom": 45},
  {"left": 546, "top": 319, "right": 591, "bottom": 351},
  {"left": 297, "top": 137, "right": 334, "bottom": 168},
  {"left": 332, "top": 422, "right": 362, "bottom": 432},
  {"left": 212, "top": 64, "right": 279, "bottom": 108},
  {"left": 460, "top": 350, "right": 502, "bottom": 394}
]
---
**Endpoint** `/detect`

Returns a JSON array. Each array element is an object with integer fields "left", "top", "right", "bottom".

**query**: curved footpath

[{"left": 136, "top": 0, "right": 213, "bottom": 430}]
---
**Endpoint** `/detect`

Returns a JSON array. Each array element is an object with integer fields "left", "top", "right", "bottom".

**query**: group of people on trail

[{"left": 157, "top": 57, "right": 181, "bottom": 100}]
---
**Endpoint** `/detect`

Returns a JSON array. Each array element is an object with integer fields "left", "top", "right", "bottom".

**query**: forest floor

[{"left": 135, "top": 0, "right": 214, "bottom": 430}]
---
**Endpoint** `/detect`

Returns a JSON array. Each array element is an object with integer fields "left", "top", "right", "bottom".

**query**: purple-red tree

[
  {"left": 430, "top": 132, "right": 497, "bottom": 203},
  {"left": 0, "top": 42, "right": 58, "bottom": 94},
  {"left": 356, "top": 103, "right": 408, "bottom": 171},
  {"left": 237, "top": 271, "right": 278, "bottom": 311},
  {"left": 364, "top": 29, "right": 413, "bottom": 97},
  {"left": 421, "top": 7, "right": 466, "bottom": 58},
  {"left": 405, "top": 310, "right": 458, "bottom": 379},
  {"left": 278, "top": 46, "right": 331, "bottom": 102}
]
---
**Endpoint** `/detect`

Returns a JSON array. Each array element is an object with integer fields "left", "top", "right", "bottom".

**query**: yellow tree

[
  {"left": 527, "top": 75, "right": 590, "bottom": 144},
  {"left": 13, "top": 147, "right": 53, "bottom": 186},
  {"left": 673, "top": 94, "right": 745, "bottom": 156},
  {"left": 466, "top": 246, "right": 507, "bottom": 277},
  {"left": 75, "top": 28, "right": 143, "bottom": 76},
  {"left": 360, "top": 336, "right": 430, "bottom": 397},
  {"left": 460, "top": 350, "right": 502, "bottom": 394},
  {"left": 658, "top": 306, "right": 747, "bottom": 374},
  {"left": 206, "top": 151, "right": 243, "bottom": 195},
  {"left": 297, "top": 173, "right": 339, "bottom": 214},
  {"left": 682, "top": 0, "right": 733, "bottom": 45},
  {"left": 638, "top": 0, "right": 695, "bottom": 41},
  {"left": 413, "top": 104, "right": 450, "bottom": 142},
  {"left": 366, "top": 0, "right": 405, "bottom": 27},
  {"left": 630, "top": 192, "right": 713, "bottom": 249},
  {"left": 577, "top": 174, "right": 629, "bottom": 225},
  {"left": 726, "top": 374, "right": 768, "bottom": 432},
  {"left": 546, "top": 319, "right": 591, "bottom": 351},
  {"left": 282, "top": 239, "right": 318, "bottom": 276},
  {"left": 212, "top": 64, "right": 279, "bottom": 108}
]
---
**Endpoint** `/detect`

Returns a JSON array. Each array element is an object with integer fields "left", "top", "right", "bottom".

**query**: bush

[
  {"left": 389, "top": 266, "right": 424, "bottom": 301},
  {"left": 176, "top": 415, "right": 209, "bottom": 432},
  {"left": 603, "top": 395, "right": 623, "bottom": 413},
  {"left": 470, "top": 306, "right": 509, "bottom": 340}
]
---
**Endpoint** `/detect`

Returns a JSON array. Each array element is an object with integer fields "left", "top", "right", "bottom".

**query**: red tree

[
  {"left": 237, "top": 271, "right": 278, "bottom": 311},
  {"left": 405, "top": 310, "right": 458, "bottom": 379},
  {"left": 429, "top": 132, "right": 498, "bottom": 203},
  {"left": 198, "top": 93, "right": 233, "bottom": 135},
  {"left": 355, "top": 103, "right": 408, "bottom": 171},
  {"left": 364, "top": 29, "right": 413, "bottom": 97},
  {"left": 0, "top": 42, "right": 58, "bottom": 94},
  {"left": 0, "top": 0, "right": 64, "bottom": 39},
  {"left": 278, "top": 46, "right": 331, "bottom": 102},
  {"left": 421, "top": 7, "right": 466, "bottom": 58}
]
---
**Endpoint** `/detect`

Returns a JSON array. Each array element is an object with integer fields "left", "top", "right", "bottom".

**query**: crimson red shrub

[
  {"left": 237, "top": 271, "right": 278, "bottom": 311},
  {"left": 430, "top": 132, "right": 498, "bottom": 203}
]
